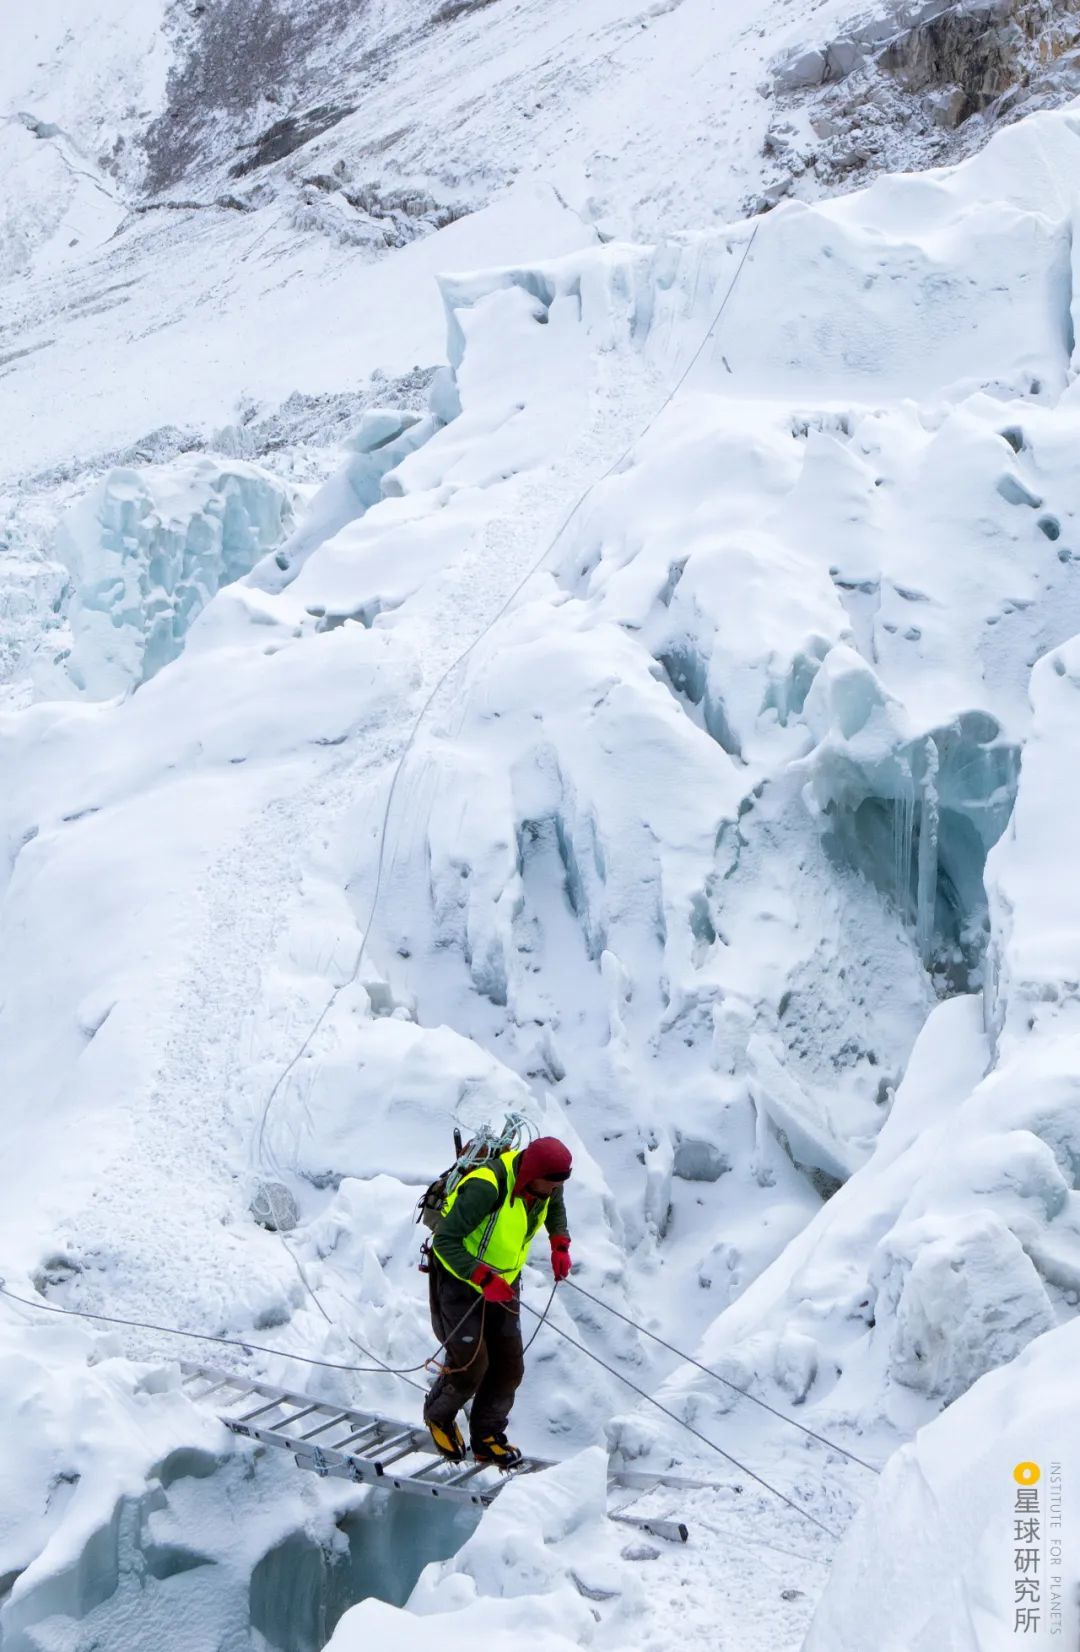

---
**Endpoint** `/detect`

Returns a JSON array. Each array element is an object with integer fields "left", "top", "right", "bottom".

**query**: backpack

[{"left": 415, "top": 1115, "right": 529, "bottom": 1235}]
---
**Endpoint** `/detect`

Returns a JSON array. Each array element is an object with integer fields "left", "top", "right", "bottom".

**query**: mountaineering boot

[
  {"left": 471, "top": 1432, "right": 524, "bottom": 1470},
  {"left": 428, "top": 1419, "right": 467, "bottom": 1461}
]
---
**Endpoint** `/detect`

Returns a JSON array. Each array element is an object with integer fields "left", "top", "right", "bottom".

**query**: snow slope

[
  {"left": 804, "top": 1317, "right": 1080, "bottom": 1651},
  {"left": 5, "top": 3, "right": 1080, "bottom": 1649}
]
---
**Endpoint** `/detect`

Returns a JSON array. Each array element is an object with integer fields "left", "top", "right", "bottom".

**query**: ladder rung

[
  {"left": 374, "top": 1432, "right": 423, "bottom": 1468},
  {"left": 404, "top": 1460, "right": 449, "bottom": 1483},
  {"left": 182, "top": 1371, "right": 218, "bottom": 1393},
  {"left": 443, "top": 1461, "right": 490, "bottom": 1486},
  {"left": 236, "top": 1397, "right": 290, "bottom": 1425},
  {"left": 371, "top": 1428, "right": 414, "bottom": 1455},
  {"left": 298, "top": 1413, "right": 351, "bottom": 1442},
  {"left": 274, "top": 1404, "right": 323, "bottom": 1431},
  {"left": 329, "top": 1422, "right": 383, "bottom": 1452},
  {"left": 187, "top": 1376, "right": 240, "bottom": 1402}
]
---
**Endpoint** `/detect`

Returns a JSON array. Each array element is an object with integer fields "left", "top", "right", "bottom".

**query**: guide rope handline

[
  {"left": 565, "top": 1279, "right": 881, "bottom": 1474},
  {"left": 518, "top": 1297, "right": 840, "bottom": 1539},
  {"left": 0, "top": 1277, "right": 480, "bottom": 1382},
  {"left": 252, "top": 221, "right": 761, "bottom": 1184},
  {"left": 2, "top": 1272, "right": 839, "bottom": 1540},
  {"left": 0, "top": 1269, "right": 560, "bottom": 1384},
  {"left": 520, "top": 1281, "right": 558, "bottom": 1353},
  {"left": 250, "top": 218, "right": 762, "bottom": 1402},
  {"left": 276, "top": 1233, "right": 427, "bottom": 1394}
]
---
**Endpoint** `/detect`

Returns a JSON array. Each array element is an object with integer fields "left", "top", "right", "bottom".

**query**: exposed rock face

[
  {"left": 140, "top": 0, "right": 365, "bottom": 195},
  {"left": 135, "top": 0, "right": 471, "bottom": 249},
  {"left": 762, "top": 0, "right": 1080, "bottom": 208},
  {"left": 882, "top": 0, "right": 1080, "bottom": 124}
]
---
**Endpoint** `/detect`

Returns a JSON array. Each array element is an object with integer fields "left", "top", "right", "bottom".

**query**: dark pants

[{"left": 423, "top": 1262, "right": 524, "bottom": 1441}]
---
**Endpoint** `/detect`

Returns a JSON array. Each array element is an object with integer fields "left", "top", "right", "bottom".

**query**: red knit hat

[{"left": 512, "top": 1135, "right": 572, "bottom": 1200}]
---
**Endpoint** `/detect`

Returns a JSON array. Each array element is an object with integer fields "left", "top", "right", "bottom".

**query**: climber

[{"left": 424, "top": 1134, "right": 573, "bottom": 1469}]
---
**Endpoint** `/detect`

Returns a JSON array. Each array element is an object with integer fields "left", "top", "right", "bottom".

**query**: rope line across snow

[
  {"left": 230, "top": 213, "right": 849, "bottom": 1543},
  {"left": 566, "top": 1280, "right": 881, "bottom": 1474},
  {"left": 518, "top": 1298, "right": 841, "bottom": 1539},
  {"left": 0, "top": 217, "right": 851, "bottom": 1556},
  {"left": 0, "top": 1269, "right": 853, "bottom": 1541},
  {"left": 0, "top": 1277, "right": 478, "bottom": 1379}
]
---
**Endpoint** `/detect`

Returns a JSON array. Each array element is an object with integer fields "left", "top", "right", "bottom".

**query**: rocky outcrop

[
  {"left": 882, "top": 0, "right": 1080, "bottom": 124},
  {"left": 761, "top": 0, "right": 1080, "bottom": 208}
]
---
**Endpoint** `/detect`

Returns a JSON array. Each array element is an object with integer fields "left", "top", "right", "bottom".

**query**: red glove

[
  {"left": 550, "top": 1235, "right": 572, "bottom": 1281},
  {"left": 470, "top": 1264, "right": 514, "bottom": 1304}
]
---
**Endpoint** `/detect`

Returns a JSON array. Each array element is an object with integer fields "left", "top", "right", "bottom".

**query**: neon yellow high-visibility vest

[{"left": 438, "top": 1149, "right": 549, "bottom": 1289}]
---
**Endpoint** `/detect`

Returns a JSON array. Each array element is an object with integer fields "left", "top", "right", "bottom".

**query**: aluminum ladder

[{"left": 180, "top": 1361, "right": 688, "bottom": 1542}]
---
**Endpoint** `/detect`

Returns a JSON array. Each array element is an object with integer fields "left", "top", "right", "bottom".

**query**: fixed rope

[
  {"left": 519, "top": 1295, "right": 840, "bottom": 1539},
  {"left": 566, "top": 1279, "right": 880, "bottom": 1474},
  {"left": 0, "top": 1277, "right": 480, "bottom": 1383},
  {"left": 4, "top": 1270, "right": 847, "bottom": 1542},
  {"left": 250, "top": 222, "right": 763, "bottom": 1385},
  {"left": 521, "top": 1280, "right": 558, "bottom": 1353},
  {"left": 277, "top": 1236, "right": 427, "bottom": 1394},
  {"left": 0, "top": 1271, "right": 555, "bottom": 1386},
  {"left": 3, "top": 220, "right": 844, "bottom": 1546}
]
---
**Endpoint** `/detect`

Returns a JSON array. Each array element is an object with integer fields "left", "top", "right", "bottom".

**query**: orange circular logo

[{"left": 1014, "top": 1462, "right": 1041, "bottom": 1485}]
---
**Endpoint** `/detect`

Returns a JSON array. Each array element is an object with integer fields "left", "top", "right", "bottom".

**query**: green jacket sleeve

[
  {"left": 544, "top": 1185, "right": 569, "bottom": 1240},
  {"left": 432, "top": 1175, "right": 500, "bottom": 1280}
]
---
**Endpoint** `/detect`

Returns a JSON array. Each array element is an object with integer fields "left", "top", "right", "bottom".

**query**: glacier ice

[
  {"left": 249, "top": 1496, "right": 478, "bottom": 1651},
  {"left": 9, "top": 76, "right": 1080, "bottom": 1652},
  {"left": 54, "top": 457, "right": 293, "bottom": 698},
  {"left": 252, "top": 408, "right": 437, "bottom": 598},
  {"left": 799, "top": 649, "right": 1020, "bottom": 986},
  {"left": 804, "top": 1315, "right": 1080, "bottom": 1651},
  {"left": 872, "top": 1208, "right": 1057, "bottom": 1407}
]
